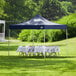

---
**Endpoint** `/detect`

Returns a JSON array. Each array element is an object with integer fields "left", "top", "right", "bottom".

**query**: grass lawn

[{"left": 0, "top": 37, "right": 76, "bottom": 76}]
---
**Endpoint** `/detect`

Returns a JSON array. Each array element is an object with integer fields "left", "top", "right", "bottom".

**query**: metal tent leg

[
  {"left": 8, "top": 29, "right": 10, "bottom": 56},
  {"left": 44, "top": 30, "right": 46, "bottom": 58},
  {"left": 66, "top": 29, "right": 68, "bottom": 56}
]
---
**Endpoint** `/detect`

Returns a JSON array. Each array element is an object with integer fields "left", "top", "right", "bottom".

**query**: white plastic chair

[{"left": 34, "top": 46, "right": 46, "bottom": 56}]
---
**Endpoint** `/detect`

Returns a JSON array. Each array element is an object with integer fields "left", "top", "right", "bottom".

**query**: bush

[
  {"left": 18, "top": 30, "right": 31, "bottom": 41},
  {"left": 28, "top": 30, "right": 42, "bottom": 42},
  {"left": 56, "top": 13, "right": 76, "bottom": 38},
  {"left": 18, "top": 29, "right": 66, "bottom": 42},
  {"left": 38, "top": 30, "right": 49, "bottom": 42}
]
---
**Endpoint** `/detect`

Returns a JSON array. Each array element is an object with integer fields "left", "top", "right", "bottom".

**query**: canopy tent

[
  {"left": 9, "top": 15, "right": 68, "bottom": 57},
  {"left": 9, "top": 15, "right": 67, "bottom": 29},
  {"left": 0, "top": 20, "right": 5, "bottom": 42}
]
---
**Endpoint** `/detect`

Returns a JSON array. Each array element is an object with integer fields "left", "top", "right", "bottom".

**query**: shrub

[
  {"left": 18, "top": 29, "right": 66, "bottom": 42},
  {"left": 18, "top": 30, "right": 31, "bottom": 41},
  {"left": 56, "top": 13, "right": 76, "bottom": 38}
]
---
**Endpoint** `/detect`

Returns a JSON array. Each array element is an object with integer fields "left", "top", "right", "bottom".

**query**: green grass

[
  {"left": 0, "top": 37, "right": 76, "bottom": 76},
  {"left": 0, "top": 37, "right": 76, "bottom": 56},
  {"left": 0, "top": 56, "right": 76, "bottom": 76}
]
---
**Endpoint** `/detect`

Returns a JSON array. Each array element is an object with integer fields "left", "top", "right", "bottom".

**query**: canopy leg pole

[
  {"left": 66, "top": 29, "right": 68, "bottom": 56},
  {"left": 32, "top": 30, "right": 35, "bottom": 56},
  {"left": 3, "top": 22, "right": 5, "bottom": 40},
  {"left": 8, "top": 29, "right": 10, "bottom": 56},
  {"left": 44, "top": 30, "right": 46, "bottom": 58},
  {"left": 66, "top": 29, "right": 68, "bottom": 39},
  {"left": 32, "top": 30, "right": 34, "bottom": 46}
]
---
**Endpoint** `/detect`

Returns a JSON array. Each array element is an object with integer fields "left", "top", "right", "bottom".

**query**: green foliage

[
  {"left": 18, "top": 30, "right": 31, "bottom": 41},
  {"left": 18, "top": 30, "right": 42, "bottom": 42},
  {"left": 40, "top": 0, "right": 63, "bottom": 20},
  {"left": 0, "top": 0, "right": 7, "bottom": 19},
  {"left": 60, "top": 1, "right": 74, "bottom": 14},
  {"left": 18, "top": 29, "right": 66, "bottom": 42},
  {"left": 59, "top": 0, "right": 76, "bottom": 13},
  {"left": 56, "top": 13, "right": 76, "bottom": 38},
  {"left": 40, "top": 0, "right": 74, "bottom": 20},
  {"left": 4, "top": 0, "right": 75, "bottom": 21},
  {"left": 5, "top": 0, "right": 41, "bottom": 21}
]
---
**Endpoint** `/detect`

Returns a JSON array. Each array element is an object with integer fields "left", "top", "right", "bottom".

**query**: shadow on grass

[
  {"left": 0, "top": 56, "right": 76, "bottom": 72},
  {"left": 0, "top": 42, "right": 8, "bottom": 44},
  {"left": 0, "top": 46, "right": 18, "bottom": 51},
  {"left": 0, "top": 55, "right": 76, "bottom": 59},
  {"left": 18, "top": 56, "right": 76, "bottom": 58},
  {"left": 0, "top": 73, "right": 29, "bottom": 76},
  {"left": 0, "top": 44, "right": 66, "bottom": 51}
]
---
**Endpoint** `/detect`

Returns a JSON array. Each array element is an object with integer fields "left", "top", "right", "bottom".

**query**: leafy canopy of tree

[
  {"left": 59, "top": 0, "right": 76, "bottom": 12},
  {"left": 60, "top": 1, "right": 74, "bottom": 14},
  {"left": 0, "top": 0, "right": 7, "bottom": 19},
  {"left": 0, "top": 0, "right": 74, "bottom": 21}
]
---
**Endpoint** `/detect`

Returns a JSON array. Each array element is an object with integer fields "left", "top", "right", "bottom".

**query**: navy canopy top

[{"left": 9, "top": 15, "right": 67, "bottom": 29}]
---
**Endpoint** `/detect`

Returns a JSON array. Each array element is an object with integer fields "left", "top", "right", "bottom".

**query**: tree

[
  {"left": 40, "top": 0, "right": 75, "bottom": 20},
  {"left": 5, "top": 0, "right": 41, "bottom": 21},
  {"left": 60, "top": 1, "right": 74, "bottom": 14},
  {"left": 0, "top": 0, "right": 7, "bottom": 19},
  {"left": 59, "top": 0, "right": 76, "bottom": 13},
  {"left": 40, "top": 0, "right": 65, "bottom": 20}
]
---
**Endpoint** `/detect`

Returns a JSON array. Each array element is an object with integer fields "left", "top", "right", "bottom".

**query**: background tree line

[
  {"left": 0, "top": 0, "right": 75, "bottom": 20},
  {"left": 0, "top": 0, "right": 76, "bottom": 42}
]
